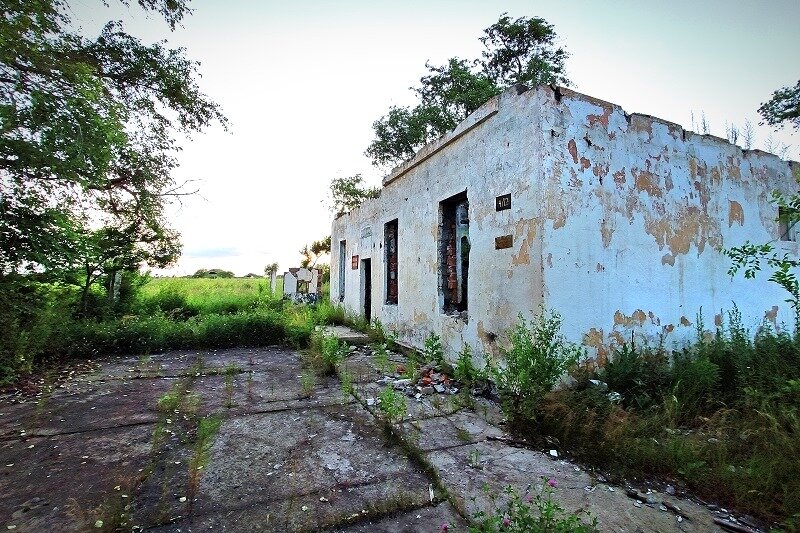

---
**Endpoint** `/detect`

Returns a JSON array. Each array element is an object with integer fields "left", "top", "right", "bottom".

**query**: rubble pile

[{"left": 376, "top": 364, "right": 459, "bottom": 401}]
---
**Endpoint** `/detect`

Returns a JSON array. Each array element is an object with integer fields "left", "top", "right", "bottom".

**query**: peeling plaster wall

[
  {"left": 331, "top": 85, "right": 799, "bottom": 363},
  {"left": 539, "top": 87, "right": 798, "bottom": 363}
]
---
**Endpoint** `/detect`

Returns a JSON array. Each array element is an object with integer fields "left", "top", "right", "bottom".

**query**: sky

[{"left": 70, "top": 0, "right": 800, "bottom": 276}]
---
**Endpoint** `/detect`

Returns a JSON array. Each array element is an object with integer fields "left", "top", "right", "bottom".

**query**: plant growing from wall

[{"left": 454, "top": 343, "right": 480, "bottom": 386}]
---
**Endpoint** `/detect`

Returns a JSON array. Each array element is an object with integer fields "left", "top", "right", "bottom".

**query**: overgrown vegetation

[
  {"left": 490, "top": 311, "right": 583, "bottom": 418},
  {"left": 504, "top": 308, "right": 800, "bottom": 525},
  {"left": 468, "top": 483, "right": 598, "bottom": 532},
  {"left": 0, "top": 275, "right": 345, "bottom": 385}
]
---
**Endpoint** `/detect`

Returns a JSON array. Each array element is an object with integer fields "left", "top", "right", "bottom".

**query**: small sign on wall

[
  {"left": 495, "top": 235, "right": 513, "bottom": 250},
  {"left": 495, "top": 193, "right": 511, "bottom": 211},
  {"left": 351, "top": 255, "right": 359, "bottom": 269}
]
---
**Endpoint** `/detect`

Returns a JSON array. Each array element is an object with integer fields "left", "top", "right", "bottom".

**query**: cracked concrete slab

[{"left": 0, "top": 346, "right": 465, "bottom": 533}]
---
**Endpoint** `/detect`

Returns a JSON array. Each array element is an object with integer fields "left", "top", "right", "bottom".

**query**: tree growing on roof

[
  {"left": 365, "top": 13, "right": 570, "bottom": 168},
  {"left": 328, "top": 174, "right": 380, "bottom": 216},
  {"left": 759, "top": 80, "right": 800, "bottom": 130}
]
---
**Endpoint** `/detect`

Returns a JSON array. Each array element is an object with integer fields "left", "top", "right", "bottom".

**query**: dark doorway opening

[{"left": 362, "top": 258, "right": 372, "bottom": 322}]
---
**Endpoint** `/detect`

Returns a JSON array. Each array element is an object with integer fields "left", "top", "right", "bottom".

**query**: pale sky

[{"left": 70, "top": 0, "right": 800, "bottom": 276}]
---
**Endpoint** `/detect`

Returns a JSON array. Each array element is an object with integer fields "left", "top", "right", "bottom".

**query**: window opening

[
  {"left": 385, "top": 219, "right": 398, "bottom": 304},
  {"left": 440, "top": 192, "right": 469, "bottom": 316}
]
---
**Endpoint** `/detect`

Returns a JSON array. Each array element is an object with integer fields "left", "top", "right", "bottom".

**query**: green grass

[
  {"left": 138, "top": 277, "right": 284, "bottom": 316},
  {"left": 517, "top": 312, "right": 800, "bottom": 526}
]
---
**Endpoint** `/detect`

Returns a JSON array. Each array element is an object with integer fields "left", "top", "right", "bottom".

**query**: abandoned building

[
  {"left": 330, "top": 85, "right": 800, "bottom": 363},
  {"left": 283, "top": 267, "right": 323, "bottom": 304}
]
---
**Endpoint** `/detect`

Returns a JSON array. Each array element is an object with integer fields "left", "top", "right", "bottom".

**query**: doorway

[{"left": 362, "top": 258, "right": 372, "bottom": 322}]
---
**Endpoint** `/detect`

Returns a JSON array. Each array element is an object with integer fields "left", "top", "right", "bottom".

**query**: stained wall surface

[{"left": 331, "top": 85, "right": 799, "bottom": 362}]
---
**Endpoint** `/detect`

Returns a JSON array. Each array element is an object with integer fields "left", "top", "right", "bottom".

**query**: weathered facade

[
  {"left": 331, "top": 85, "right": 800, "bottom": 363},
  {"left": 283, "top": 267, "right": 323, "bottom": 304}
]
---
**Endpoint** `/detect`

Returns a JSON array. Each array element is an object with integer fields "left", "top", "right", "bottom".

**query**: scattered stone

[
  {"left": 607, "top": 391, "right": 623, "bottom": 403},
  {"left": 665, "top": 484, "right": 675, "bottom": 495},
  {"left": 420, "top": 386, "right": 435, "bottom": 395},
  {"left": 549, "top": 449, "right": 558, "bottom": 458},
  {"left": 366, "top": 398, "right": 376, "bottom": 406},
  {"left": 434, "top": 384, "right": 446, "bottom": 393},
  {"left": 588, "top": 379, "right": 608, "bottom": 391},
  {"left": 659, "top": 504, "right": 668, "bottom": 512}
]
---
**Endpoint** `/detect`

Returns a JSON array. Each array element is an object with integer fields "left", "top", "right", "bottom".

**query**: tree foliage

[
  {"left": 759, "top": 79, "right": 800, "bottom": 130},
  {"left": 365, "top": 13, "right": 569, "bottom": 168},
  {"left": 328, "top": 174, "right": 380, "bottom": 215},
  {"left": 300, "top": 236, "right": 331, "bottom": 269},
  {"left": 264, "top": 262, "right": 279, "bottom": 277},
  {"left": 0, "top": 0, "right": 227, "bottom": 281}
]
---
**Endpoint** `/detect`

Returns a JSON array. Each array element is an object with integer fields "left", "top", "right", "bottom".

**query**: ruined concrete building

[
  {"left": 283, "top": 267, "right": 323, "bottom": 304},
  {"left": 330, "top": 85, "right": 800, "bottom": 363}
]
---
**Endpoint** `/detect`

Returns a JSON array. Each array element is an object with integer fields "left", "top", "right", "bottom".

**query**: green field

[{"left": 139, "top": 277, "right": 284, "bottom": 316}]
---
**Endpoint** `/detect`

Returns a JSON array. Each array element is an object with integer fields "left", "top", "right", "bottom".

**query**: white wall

[{"left": 331, "top": 86, "right": 799, "bottom": 363}]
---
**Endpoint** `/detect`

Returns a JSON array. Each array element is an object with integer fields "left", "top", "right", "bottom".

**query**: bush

[
  {"left": 422, "top": 331, "right": 444, "bottom": 366},
  {"left": 492, "top": 310, "right": 583, "bottom": 416},
  {"left": 454, "top": 343, "right": 480, "bottom": 385}
]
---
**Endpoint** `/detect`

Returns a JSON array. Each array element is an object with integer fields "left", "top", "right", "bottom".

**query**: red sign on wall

[{"left": 351, "top": 255, "right": 359, "bottom": 269}]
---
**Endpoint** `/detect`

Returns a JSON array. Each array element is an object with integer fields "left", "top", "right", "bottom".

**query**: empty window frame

[
  {"left": 385, "top": 219, "right": 398, "bottom": 304},
  {"left": 779, "top": 206, "right": 798, "bottom": 242},
  {"left": 338, "top": 240, "right": 347, "bottom": 301},
  {"left": 440, "top": 192, "right": 469, "bottom": 315}
]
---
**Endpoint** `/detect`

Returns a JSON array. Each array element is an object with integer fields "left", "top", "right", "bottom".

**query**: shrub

[
  {"left": 378, "top": 386, "right": 407, "bottom": 423},
  {"left": 492, "top": 310, "right": 583, "bottom": 416},
  {"left": 423, "top": 332, "right": 444, "bottom": 366},
  {"left": 454, "top": 343, "right": 480, "bottom": 385},
  {"left": 601, "top": 344, "right": 670, "bottom": 411}
]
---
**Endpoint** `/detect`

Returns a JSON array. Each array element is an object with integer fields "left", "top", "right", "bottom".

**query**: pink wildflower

[
  {"left": 547, "top": 478, "right": 557, "bottom": 488},
  {"left": 440, "top": 522, "right": 450, "bottom": 532},
  {"left": 502, "top": 515, "right": 511, "bottom": 527}
]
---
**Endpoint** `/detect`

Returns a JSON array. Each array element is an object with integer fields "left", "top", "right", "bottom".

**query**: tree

[
  {"left": 479, "top": 13, "right": 569, "bottom": 87},
  {"left": 365, "top": 13, "right": 570, "bottom": 168},
  {"left": 328, "top": 174, "right": 380, "bottom": 215},
  {"left": 759, "top": 80, "right": 800, "bottom": 130},
  {"left": 264, "top": 263, "right": 279, "bottom": 278},
  {"left": 0, "top": 0, "right": 227, "bottom": 280},
  {"left": 67, "top": 221, "right": 180, "bottom": 315},
  {"left": 299, "top": 236, "right": 331, "bottom": 268}
]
